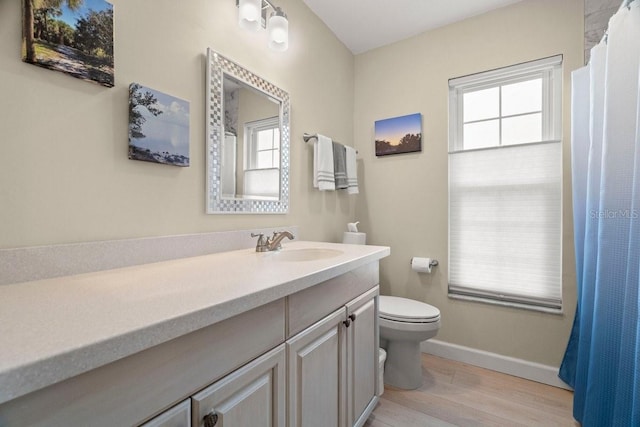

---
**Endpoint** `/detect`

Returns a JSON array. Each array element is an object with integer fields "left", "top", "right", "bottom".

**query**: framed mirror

[{"left": 206, "top": 48, "right": 290, "bottom": 214}]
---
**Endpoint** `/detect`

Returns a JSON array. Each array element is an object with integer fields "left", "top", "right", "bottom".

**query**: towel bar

[{"left": 303, "top": 133, "right": 358, "bottom": 154}]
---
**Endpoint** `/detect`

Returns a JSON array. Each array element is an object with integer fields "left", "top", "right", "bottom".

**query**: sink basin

[{"left": 270, "top": 248, "right": 343, "bottom": 262}]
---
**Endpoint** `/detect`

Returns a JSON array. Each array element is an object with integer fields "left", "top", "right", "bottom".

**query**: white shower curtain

[{"left": 559, "top": 1, "right": 640, "bottom": 425}]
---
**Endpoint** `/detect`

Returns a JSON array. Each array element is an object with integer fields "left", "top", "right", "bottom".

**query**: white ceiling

[{"left": 301, "top": 0, "right": 525, "bottom": 54}]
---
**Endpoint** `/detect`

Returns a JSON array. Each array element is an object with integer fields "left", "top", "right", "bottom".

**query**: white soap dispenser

[{"left": 343, "top": 221, "right": 366, "bottom": 245}]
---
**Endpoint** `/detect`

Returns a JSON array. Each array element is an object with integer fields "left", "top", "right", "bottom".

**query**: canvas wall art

[
  {"left": 375, "top": 113, "right": 422, "bottom": 156},
  {"left": 128, "top": 83, "right": 190, "bottom": 167},
  {"left": 22, "top": 0, "right": 114, "bottom": 87}
]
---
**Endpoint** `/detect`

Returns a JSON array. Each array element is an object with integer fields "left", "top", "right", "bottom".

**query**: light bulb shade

[
  {"left": 238, "top": 0, "right": 261, "bottom": 31},
  {"left": 268, "top": 10, "right": 288, "bottom": 51}
]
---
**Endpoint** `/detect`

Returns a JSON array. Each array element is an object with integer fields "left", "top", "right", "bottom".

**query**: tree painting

[
  {"left": 22, "top": 0, "right": 114, "bottom": 87},
  {"left": 375, "top": 113, "right": 422, "bottom": 156},
  {"left": 128, "top": 83, "right": 190, "bottom": 167}
]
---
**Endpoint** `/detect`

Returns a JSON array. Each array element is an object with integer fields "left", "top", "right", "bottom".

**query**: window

[
  {"left": 245, "top": 116, "right": 280, "bottom": 170},
  {"left": 448, "top": 55, "right": 563, "bottom": 312},
  {"left": 243, "top": 116, "right": 281, "bottom": 199}
]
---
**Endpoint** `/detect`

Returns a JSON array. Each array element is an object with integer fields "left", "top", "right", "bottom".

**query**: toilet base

[{"left": 383, "top": 339, "right": 423, "bottom": 390}]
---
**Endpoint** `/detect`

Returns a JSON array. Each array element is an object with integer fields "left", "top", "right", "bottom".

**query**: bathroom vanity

[{"left": 0, "top": 241, "right": 389, "bottom": 427}]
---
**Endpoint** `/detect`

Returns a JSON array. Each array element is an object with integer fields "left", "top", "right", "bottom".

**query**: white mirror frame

[{"left": 206, "top": 48, "right": 290, "bottom": 214}]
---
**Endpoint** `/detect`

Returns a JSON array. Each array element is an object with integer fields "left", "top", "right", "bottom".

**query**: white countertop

[{"left": 0, "top": 241, "right": 389, "bottom": 405}]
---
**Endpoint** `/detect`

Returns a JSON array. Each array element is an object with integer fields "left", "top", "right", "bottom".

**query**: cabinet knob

[
  {"left": 203, "top": 411, "right": 219, "bottom": 427},
  {"left": 349, "top": 313, "right": 356, "bottom": 322},
  {"left": 343, "top": 318, "right": 351, "bottom": 327}
]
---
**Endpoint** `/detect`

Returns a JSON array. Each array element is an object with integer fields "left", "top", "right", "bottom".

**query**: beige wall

[
  {"left": 1, "top": 0, "right": 583, "bottom": 368},
  {"left": 0, "top": 0, "right": 355, "bottom": 249},
  {"left": 354, "top": 0, "right": 583, "bottom": 366}
]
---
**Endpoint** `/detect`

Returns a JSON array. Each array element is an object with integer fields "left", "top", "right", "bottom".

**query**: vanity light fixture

[
  {"left": 238, "top": 0, "right": 262, "bottom": 31},
  {"left": 236, "top": 0, "right": 289, "bottom": 52},
  {"left": 268, "top": 7, "right": 288, "bottom": 51}
]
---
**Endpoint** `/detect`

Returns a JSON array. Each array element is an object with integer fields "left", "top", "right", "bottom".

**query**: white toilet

[{"left": 379, "top": 295, "right": 441, "bottom": 390}]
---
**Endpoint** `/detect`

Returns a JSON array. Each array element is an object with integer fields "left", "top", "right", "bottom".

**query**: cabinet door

[
  {"left": 141, "top": 399, "right": 191, "bottom": 427},
  {"left": 287, "top": 308, "right": 347, "bottom": 427},
  {"left": 191, "top": 344, "right": 286, "bottom": 427},
  {"left": 346, "top": 287, "right": 379, "bottom": 427}
]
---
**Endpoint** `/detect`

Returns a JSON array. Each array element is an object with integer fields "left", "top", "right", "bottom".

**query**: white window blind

[
  {"left": 245, "top": 116, "right": 280, "bottom": 170},
  {"left": 448, "top": 56, "right": 563, "bottom": 312}
]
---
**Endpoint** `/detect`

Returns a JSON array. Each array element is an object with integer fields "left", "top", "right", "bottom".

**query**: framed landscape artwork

[
  {"left": 128, "top": 83, "right": 190, "bottom": 167},
  {"left": 375, "top": 113, "right": 422, "bottom": 156},
  {"left": 22, "top": 0, "right": 114, "bottom": 87}
]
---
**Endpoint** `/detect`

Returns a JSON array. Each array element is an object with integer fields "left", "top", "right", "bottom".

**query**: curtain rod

[{"left": 303, "top": 133, "right": 358, "bottom": 154}]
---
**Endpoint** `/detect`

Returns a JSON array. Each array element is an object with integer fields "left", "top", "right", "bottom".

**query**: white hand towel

[
  {"left": 345, "top": 145, "right": 359, "bottom": 195},
  {"left": 314, "top": 134, "right": 335, "bottom": 191}
]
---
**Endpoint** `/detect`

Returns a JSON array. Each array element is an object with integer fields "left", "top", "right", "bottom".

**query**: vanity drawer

[
  {"left": 191, "top": 344, "right": 286, "bottom": 427},
  {"left": 286, "top": 262, "right": 379, "bottom": 338},
  {"left": 0, "top": 298, "right": 286, "bottom": 427},
  {"left": 140, "top": 399, "right": 190, "bottom": 427}
]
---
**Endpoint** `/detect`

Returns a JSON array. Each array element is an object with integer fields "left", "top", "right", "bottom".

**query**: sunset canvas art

[{"left": 375, "top": 113, "right": 422, "bottom": 156}]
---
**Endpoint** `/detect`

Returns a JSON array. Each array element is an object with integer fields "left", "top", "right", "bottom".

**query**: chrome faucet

[
  {"left": 251, "top": 231, "right": 295, "bottom": 252},
  {"left": 268, "top": 231, "right": 295, "bottom": 250}
]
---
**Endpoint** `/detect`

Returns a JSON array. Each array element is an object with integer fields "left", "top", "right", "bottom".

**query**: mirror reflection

[
  {"left": 206, "top": 48, "right": 289, "bottom": 214},
  {"left": 222, "top": 75, "right": 281, "bottom": 200}
]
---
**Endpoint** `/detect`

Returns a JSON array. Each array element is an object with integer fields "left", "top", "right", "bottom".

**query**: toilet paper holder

[{"left": 409, "top": 258, "right": 439, "bottom": 268}]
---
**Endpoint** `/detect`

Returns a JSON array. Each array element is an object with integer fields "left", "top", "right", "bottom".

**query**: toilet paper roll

[
  {"left": 411, "top": 257, "right": 432, "bottom": 273},
  {"left": 343, "top": 231, "right": 366, "bottom": 245}
]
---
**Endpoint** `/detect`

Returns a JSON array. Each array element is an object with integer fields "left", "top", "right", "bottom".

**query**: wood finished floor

[{"left": 364, "top": 354, "right": 577, "bottom": 427}]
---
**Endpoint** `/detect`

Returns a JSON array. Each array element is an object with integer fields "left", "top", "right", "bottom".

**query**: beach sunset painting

[{"left": 375, "top": 113, "right": 422, "bottom": 156}]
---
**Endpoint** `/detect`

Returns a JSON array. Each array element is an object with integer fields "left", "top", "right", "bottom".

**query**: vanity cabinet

[
  {"left": 287, "top": 307, "right": 347, "bottom": 427},
  {"left": 145, "top": 344, "right": 286, "bottom": 427},
  {"left": 286, "top": 290, "right": 379, "bottom": 427},
  {"left": 192, "top": 344, "right": 286, "bottom": 427},
  {"left": 286, "top": 263, "right": 380, "bottom": 427},
  {"left": 0, "top": 260, "right": 382, "bottom": 427},
  {"left": 345, "top": 288, "right": 378, "bottom": 427},
  {"left": 0, "top": 299, "right": 286, "bottom": 427}
]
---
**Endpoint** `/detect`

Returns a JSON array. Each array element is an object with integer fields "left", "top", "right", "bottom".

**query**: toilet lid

[{"left": 379, "top": 296, "right": 440, "bottom": 322}]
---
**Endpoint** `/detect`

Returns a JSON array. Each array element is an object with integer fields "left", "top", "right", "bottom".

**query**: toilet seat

[{"left": 379, "top": 295, "right": 440, "bottom": 323}]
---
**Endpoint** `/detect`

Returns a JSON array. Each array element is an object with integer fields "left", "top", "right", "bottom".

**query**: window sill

[{"left": 448, "top": 293, "right": 563, "bottom": 315}]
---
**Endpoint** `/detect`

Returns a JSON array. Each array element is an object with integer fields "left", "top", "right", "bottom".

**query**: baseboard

[{"left": 421, "top": 339, "right": 572, "bottom": 390}]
